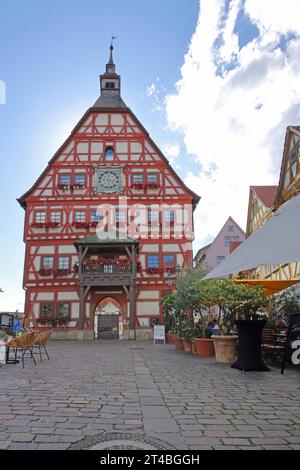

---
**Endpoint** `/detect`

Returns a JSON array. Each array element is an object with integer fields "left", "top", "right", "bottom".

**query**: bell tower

[{"left": 100, "top": 39, "right": 121, "bottom": 96}]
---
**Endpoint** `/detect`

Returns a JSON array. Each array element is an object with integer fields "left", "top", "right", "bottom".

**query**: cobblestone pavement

[{"left": 0, "top": 340, "right": 300, "bottom": 450}]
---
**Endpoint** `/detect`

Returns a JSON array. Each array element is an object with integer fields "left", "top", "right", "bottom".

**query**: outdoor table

[{"left": 231, "top": 319, "right": 270, "bottom": 372}]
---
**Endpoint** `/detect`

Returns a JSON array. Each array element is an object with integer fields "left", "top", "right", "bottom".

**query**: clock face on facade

[
  {"left": 99, "top": 171, "right": 120, "bottom": 190},
  {"left": 94, "top": 168, "right": 123, "bottom": 193}
]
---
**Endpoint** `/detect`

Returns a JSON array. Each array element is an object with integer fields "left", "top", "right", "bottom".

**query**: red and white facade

[{"left": 18, "top": 47, "right": 199, "bottom": 340}]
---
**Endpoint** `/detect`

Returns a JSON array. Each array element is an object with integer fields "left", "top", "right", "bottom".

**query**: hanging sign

[
  {"left": 281, "top": 313, "right": 300, "bottom": 374},
  {"left": 153, "top": 325, "right": 165, "bottom": 344}
]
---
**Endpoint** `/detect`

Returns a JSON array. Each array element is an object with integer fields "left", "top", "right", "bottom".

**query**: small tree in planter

[{"left": 211, "top": 280, "right": 268, "bottom": 363}]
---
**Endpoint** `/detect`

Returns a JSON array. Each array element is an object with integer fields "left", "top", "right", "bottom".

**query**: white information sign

[
  {"left": 0, "top": 342, "right": 6, "bottom": 365},
  {"left": 153, "top": 325, "right": 165, "bottom": 344}
]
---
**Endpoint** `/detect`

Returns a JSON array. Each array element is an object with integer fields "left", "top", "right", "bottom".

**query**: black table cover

[{"left": 231, "top": 319, "right": 270, "bottom": 372}]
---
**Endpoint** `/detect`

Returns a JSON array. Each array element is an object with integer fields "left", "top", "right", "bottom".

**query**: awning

[
  {"left": 235, "top": 279, "right": 300, "bottom": 297},
  {"left": 205, "top": 194, "right": 300, "bottom": 279}
]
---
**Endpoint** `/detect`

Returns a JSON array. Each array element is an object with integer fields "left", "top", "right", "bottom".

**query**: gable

[{"left": 18, "top": 106, "right": 200, "bottom": 208}]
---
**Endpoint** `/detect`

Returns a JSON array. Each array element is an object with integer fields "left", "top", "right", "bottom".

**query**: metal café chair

[
  {"left": 33, "top": 330, "right": 52, "bottom": 362},
  {"left": 7, "top": 331, "right": 38, "bottom": 368}
]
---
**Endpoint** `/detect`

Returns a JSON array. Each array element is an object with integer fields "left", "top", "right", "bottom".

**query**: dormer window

[{"left": 105, "top": 147, "right": 114, "bottom": 161}]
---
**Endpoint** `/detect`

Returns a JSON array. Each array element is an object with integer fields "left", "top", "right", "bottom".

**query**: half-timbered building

[{"left": 18, "top": 45, "right": 200, "bottom": 340}]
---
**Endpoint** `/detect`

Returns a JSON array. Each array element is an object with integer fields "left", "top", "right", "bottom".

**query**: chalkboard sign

[
  {"left": 281, "top": 313, "right": 300, "bottom": 374},
  {"left": 153, "top": 325, "right": 165, "bottom": 344}
]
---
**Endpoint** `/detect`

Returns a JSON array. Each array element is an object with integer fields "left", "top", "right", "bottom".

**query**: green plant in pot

[{"left": 213, "top": 280, "right": 268, "bottom": 364}]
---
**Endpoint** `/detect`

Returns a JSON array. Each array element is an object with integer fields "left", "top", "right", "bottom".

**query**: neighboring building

[
  {"left": 194, "top": 217, "right": 245, "bottom": 271},
  {"left": 243, "top": 126, "right": 300, "bottom": 281},
  {"left": 17, "top": 45, "right": 199, "bottom": 341},
  {"left": 264, "top": 126, "right": 300, "bottom": 280},
  {"left": 273, "top": 126, "right": 300, "bottom": 211},
  {"left": 246, "top": 186, "right": 278, "bottom": 237}
]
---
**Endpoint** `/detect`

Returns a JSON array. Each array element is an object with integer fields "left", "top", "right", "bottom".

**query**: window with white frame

[
  {"left": 50, "top": 212, "right": 61, "bottom": 223},
  {"left": 224, "top": 236, "right": 239, "bottom": 246},
  {"left": 35, "top": 212, "right": 46, "bottom": 223},
  {"left": 75, "top": 211, "right": 86, "bottom": 222},
  {"left": 57, "top": 303, "right": 70, "bottom": 320},
  {"left": 163, "top": 210, "right": 175, "bottom": 223},
  {"left": 42, "top": 257, "right": 54, "bottom": 269},
  {"left": 228, "top": 225, "right": 234, "bottom": 232},
  {"left": 90, "top": 210, "right": 102, "bottom": 222},
  {"left": 163, "top": 254, "right": 175, "bottom": 267},
  {"left": 147, "top": 174, "right": 159, "bottom": 184},
  {"left": 74, "top": 174, "right": 85, "bottom": 186},
  {"left": 147, "top": 255, "right": 159, "bottom": 268},
  {"left": 59, "top": 174, "right": 71, "bottom": 185},
  {"left": 132, "top": 173, "right": 144, "bottom": 184},
  {"left": 40, "top": 303, "right": 53, "bottom": 319},
  {"left": 148, "top": 210, "right": 159, "bottom": 222},
  {"left": 58, "top": 257, "right": 69, "bottom": 270},
  {"left": 216, "top": 256, "right": 225, "bottom": 264}
]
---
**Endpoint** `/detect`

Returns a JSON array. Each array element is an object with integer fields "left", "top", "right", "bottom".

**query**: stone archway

[{"left": 94, "top": 297, "right": 124, "bottom": 340}]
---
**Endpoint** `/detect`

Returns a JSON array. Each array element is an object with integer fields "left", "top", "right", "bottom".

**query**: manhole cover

[{"left": 71, "top": 433, "right": 175, "bottom": 450}]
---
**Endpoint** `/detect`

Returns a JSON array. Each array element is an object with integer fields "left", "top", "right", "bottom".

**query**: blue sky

[
  {"left": 1, "top": 0, "right": 300, "bottom": 312},
  {"left": 0, "top": 0, "right": 199, "bottom": 310}
]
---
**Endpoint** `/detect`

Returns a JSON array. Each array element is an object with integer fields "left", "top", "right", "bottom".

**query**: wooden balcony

[{"left": 80, "top": 264, "right": 132, "bottom": 286}]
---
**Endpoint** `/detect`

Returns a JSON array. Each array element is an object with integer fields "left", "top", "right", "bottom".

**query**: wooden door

[{"left": 98, "top": 314, "right": 119, "bottom": 340}]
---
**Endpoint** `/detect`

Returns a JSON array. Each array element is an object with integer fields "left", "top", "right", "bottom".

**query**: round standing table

[{"left": 231, "top": 319, "right": 270, "bottom": 372}]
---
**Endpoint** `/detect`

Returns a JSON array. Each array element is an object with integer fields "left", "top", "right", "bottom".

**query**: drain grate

[{"left": 71, "top": 432, "right": 175, "bottom": 450}]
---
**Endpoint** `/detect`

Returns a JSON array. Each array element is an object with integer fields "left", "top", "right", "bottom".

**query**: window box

[
  {"left": 57, "top": 184, "right": 70, "bottom": 191},
  {"left": 131, "top": 183, "right": 144, "bottom": 190},
  {"left": 45, "top": 222, "right": 60, "bottom": 229},
  {"left": 89, "top": 220, "right": 99, "bottom": 228},
  {"left": 55, "top": 269, "right": 71, "bottom": 277},
  {"left": 70, "top": 184, "right": 85, "bottom": 190},
  {"left": 146, "top": 183, "right": 159, "bottom": 189},
  {"left": 31, "top": 222, "right": 46, "bottom": 228},
  {"left": 72, "top": 221, "right": 90, "bottom": 229},
  {"left": 146, "top": 267, "right": 160, "bottom": 274},
  {"left": 39, "top": 269, "right": 54, "bottom": 276}
]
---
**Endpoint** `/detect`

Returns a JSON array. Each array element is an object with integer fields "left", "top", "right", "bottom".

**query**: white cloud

[
  {"left": 163, "top": 144, "right": 180, "bottom": 159},
  {"left": 245, "top": 0, "right": 300, "bottom": 36},
  {"left": 146, "top": 83, "right": 156, "bottom": 97},
  {"left": 165, "top": 0, "right": 300, "bottom": 251}
]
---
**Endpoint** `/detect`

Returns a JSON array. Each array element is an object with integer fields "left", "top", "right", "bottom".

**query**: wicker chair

[
  {"left": 33, "top": 331, "right": 52, "bottom": 362},
  {"left": 8, "top": 331, "right": 38, "bottom": 368}
]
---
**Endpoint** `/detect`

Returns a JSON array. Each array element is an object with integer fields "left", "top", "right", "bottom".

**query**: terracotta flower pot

[
  {"left": 212, "top": 335, "right": 238, "bottom": 364},
  {"left": 174, "top": 337, "right": 184, "bottom": 350},
  {"left": 191, "top": 339, "right": 197, "bottom": 355},
  {"left": 182, "top": 340, "right": 192, "bottom": 353},
  {"left": 194, "top": 338, "right": 215, "bottom": 357},
  {"left": 166, "top": 332, "right": 175, "bottom": 344}
]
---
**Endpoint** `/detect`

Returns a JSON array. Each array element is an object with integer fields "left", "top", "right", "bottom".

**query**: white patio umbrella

[{"left": 205, "top": 194, "right": 300, "bottom": 279}]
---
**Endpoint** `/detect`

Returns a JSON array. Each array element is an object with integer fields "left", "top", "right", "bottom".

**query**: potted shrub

[
  {"left": 162, "top": 292, "right": 176, "bottom": 344},
  {"left": 210, "top": 280, "right": 269, "bottom": 365},
  {"left": 181, "top": 330, "right": 194, "bottom": 353}
]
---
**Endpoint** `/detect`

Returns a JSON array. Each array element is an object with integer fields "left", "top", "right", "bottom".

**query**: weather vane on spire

[
  {"left": 108, "top": 36, "right": 117, "bottom": 64},
  {"left": 111, "top": 36, "right": 117, "bottom": 48}
]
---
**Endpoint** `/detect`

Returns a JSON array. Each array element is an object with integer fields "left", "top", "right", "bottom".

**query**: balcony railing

[{"left": 82, "top": 264, "right": 132, "bottom": 275}]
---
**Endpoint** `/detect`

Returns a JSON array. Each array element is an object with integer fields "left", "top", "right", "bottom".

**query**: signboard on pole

[
  {"left": 153, "top": 325, "right": 165, "bottom": 344},
  {"left": 281, "top": 313, "right": 300, "bottom": 374}
]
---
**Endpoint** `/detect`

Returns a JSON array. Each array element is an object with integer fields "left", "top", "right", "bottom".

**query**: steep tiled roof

[
  {"left": 251, "top": 186, "right": 278, "bottom": 208},
  {"left": 92, "top": 93, "right": 127, "bottom": 109}
]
